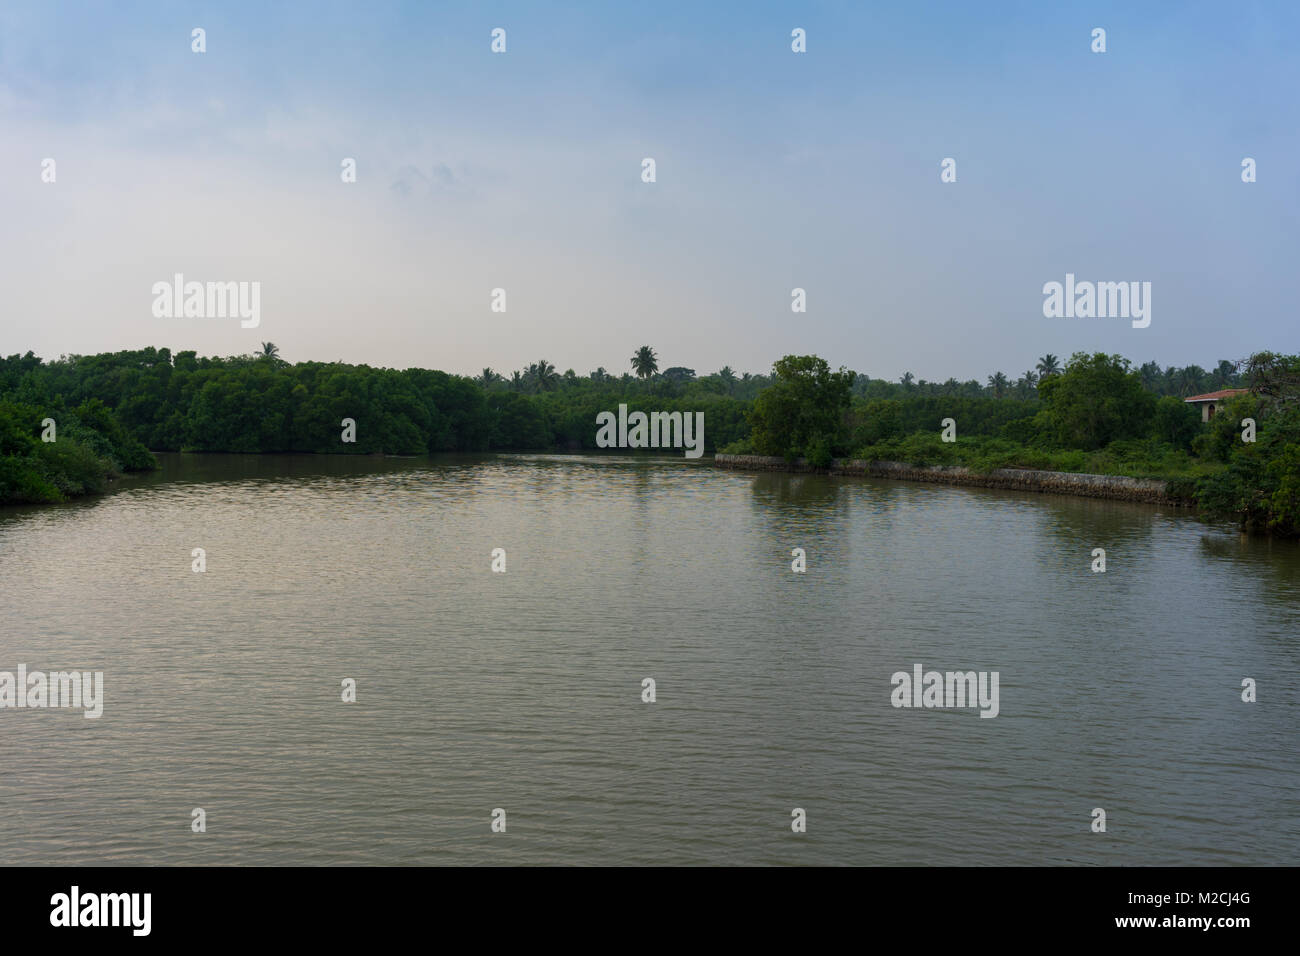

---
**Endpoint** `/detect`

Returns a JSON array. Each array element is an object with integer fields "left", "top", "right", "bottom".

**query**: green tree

[
  {"left": 530, "top": 360, "right": 558, "bottom": 392},
  {"left": 1178, "top": 365, "right": 1208, "bottom": 397},
  {"left": 1035, "top": 353, "right": 1156, "bottom": 450},
  {"left": 1150, "top": 394, "right": 1202, "bottom": 450},
  {"left": 1014, "top": 370, "right": 1039, "bottom": 399},
  {"left": 631, "top": 346, "right": 659, "bottom": 379},
  {"left": 1211, "top": 360, "right": 1238, "bottom": 389},
  {"left": 748, "top": 355, "right": 856, "bottom": 462},
  {"left": 849, "top": 398, "right": 903, "bottom": 446},
  {"left": 1138, "top": 360, "right": 1163, "bottom": 392},
  {"left": 1242, "top": 351, "right": 1300, "bottom": 408}
]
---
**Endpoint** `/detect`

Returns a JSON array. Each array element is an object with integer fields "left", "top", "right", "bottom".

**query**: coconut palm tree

[
  {"left": 532, "top": 359, "right": 558, "bottom": 391},
  {"left": 519, "top": 361, "right": 556, "bottom": 392},
  {"left": 717, "top": 365, "right": 737, "bottom": 394},
  {"left": 1177, "top": 365, "right": 1205, "bottom": 397},
  {"left": 631, "top": 345, "right": 659, "bottom": 379},
  {"left": 1036, "top": 354, "right": 1061, "bottom": 378},
  {"left": 477, "top": 368, "right": 501, "bottom": 389},
  {"left": 987, "top": 371, "right": 1009, "bottom": 399},
  {"left": 1212, "top": 360, "right": 1237, "bottom": 389},
  {"left": 899, "top": 371, "right": 915, "bottom": 391},
  {"left": 259, "top": 342, "right": 280, "bottom": 362}
]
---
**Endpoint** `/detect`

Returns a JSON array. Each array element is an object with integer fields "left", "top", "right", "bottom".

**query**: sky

[{"left": 1, "top": 1, "right": 1297, "bottom": 383}]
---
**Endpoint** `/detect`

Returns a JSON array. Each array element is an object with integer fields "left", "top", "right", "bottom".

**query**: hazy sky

[{"left": 2, "top": 1, "right": 1297, "bottom": 382}]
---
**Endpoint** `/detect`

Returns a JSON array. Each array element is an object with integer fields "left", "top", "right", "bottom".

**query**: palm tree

[
  {"left": 717, "top": 365, "right": 737, "bottom": 393},
  {"left": 1177, "top": 366, "right": 1203, "bottom": 397},
  {"left": 631, "top": 346, "right": 659, "bottom": 379},
  {"left": 259, "top": 342, "right": 280, "bottom": 362},
  {"left": 1036, "top": 354, "right": 1061, "bottom": 378},
  {"left": 987, "top": 371, "right": 1009, "bottom": 399},
  {"left": 1212, "top": 360, "right": 1237, "bottom": 389},
  {"left": 477, "top": 368, "right": 501, "bottom": 389},
  {"left": 532, "top": 359, "right": 558, "bottom": 391},
  {"left": 899, "top": 371, "right": 915, "bottom": 391},
  {"left": 1139, "top": 361, "right": 1162, "bottom": 391},
  {"left": 509, "top": 370, "right": 524, "bottom": 392}
]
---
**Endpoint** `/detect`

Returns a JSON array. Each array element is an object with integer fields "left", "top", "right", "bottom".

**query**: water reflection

[{"left": 0, "top": 453, "right": 1295, "bottom": 866}]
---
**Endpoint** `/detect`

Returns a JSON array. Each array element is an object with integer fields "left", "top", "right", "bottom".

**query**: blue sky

[{"left": 2, "top": 1, "right": 1297, "bottom": 381}]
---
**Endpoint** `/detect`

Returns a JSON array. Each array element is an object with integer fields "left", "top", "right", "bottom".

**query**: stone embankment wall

[{"left": 713, "top": 454, "right": 1189, "bottom": 505}]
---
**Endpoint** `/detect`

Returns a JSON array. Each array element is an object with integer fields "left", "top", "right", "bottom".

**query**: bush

[
  {"left": 0, "top": 454, "right": 61, "bottom": 503},
  {"left": 848, "top": 399, "right": 903, "bottom": 446},
  {"left": 1150, "top": 395, "right": 1202, "bottom": 450},
  {"left": 0, "top": 397, "right": 145, "bottom": 504},
  {"left": 36, "top": 440, "right": 112, "bottom": 496},
  {"left": 806, "top": 438, "right": 833, "bottom": 468}
]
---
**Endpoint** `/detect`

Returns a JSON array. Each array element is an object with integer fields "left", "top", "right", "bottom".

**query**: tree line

[
  {"left": 860, "top": 354, "right": 1243, "bottom": 401},
  {"left": 1, "top": 344, "right": 1295, "bottom": 535},
  {"left": 735, "top": 351, "right": 1299, "bottom": 536}
]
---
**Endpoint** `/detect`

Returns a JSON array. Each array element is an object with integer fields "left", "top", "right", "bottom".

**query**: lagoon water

[{"left": 1, "top": 453, "right": 1297, "bottom": 865}]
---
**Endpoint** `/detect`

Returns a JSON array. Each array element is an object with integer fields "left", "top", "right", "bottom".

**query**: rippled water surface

[{"left": 1, "top": 453, "right": 1297, "bottom": 865}]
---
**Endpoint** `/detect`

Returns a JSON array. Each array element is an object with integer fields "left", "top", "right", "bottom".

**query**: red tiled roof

[{"left": 1184, "top": 389, "right": 1249, "bottom": 402}]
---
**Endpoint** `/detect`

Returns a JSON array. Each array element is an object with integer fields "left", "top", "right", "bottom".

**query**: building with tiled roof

[{"left": 1184, "top": 389, "right": 1249, "bottom": 422}]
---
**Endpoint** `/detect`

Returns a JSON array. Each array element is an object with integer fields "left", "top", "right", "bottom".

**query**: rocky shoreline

[{"left": 713, "top": 454, "right": 1191, "bottom": 505}]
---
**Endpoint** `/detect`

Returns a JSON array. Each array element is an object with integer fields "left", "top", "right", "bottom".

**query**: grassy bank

[{"left": 848, "top": 433, "right": 1214, "bottom": 500}]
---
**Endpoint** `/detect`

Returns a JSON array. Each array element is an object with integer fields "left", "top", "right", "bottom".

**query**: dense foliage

[
  {"left": 1193, "top": 354, "right": 1300, "bottom": 535},
  {"left": 730, "top": 350, "right": 1299, "bottom": 537},
  {"left": 857, "top": 354, "right": 1244, "bottom": 401},
  {"left": 2, "top": 344, "right": 1296, "bottom": 536},
  {"left": 0, "top": 347, "right": 756, "bottom": 502},
  {"left": 0, "top": 393, "right": 154, "bottom": 504},
  {"left": 746, "top": 356, "right": 855, "bottom": 466}
]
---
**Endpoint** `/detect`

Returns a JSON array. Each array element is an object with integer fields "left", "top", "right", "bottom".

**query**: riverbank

[{"left": 713, "top": 454, "right": 1192, "bottom": 505}]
